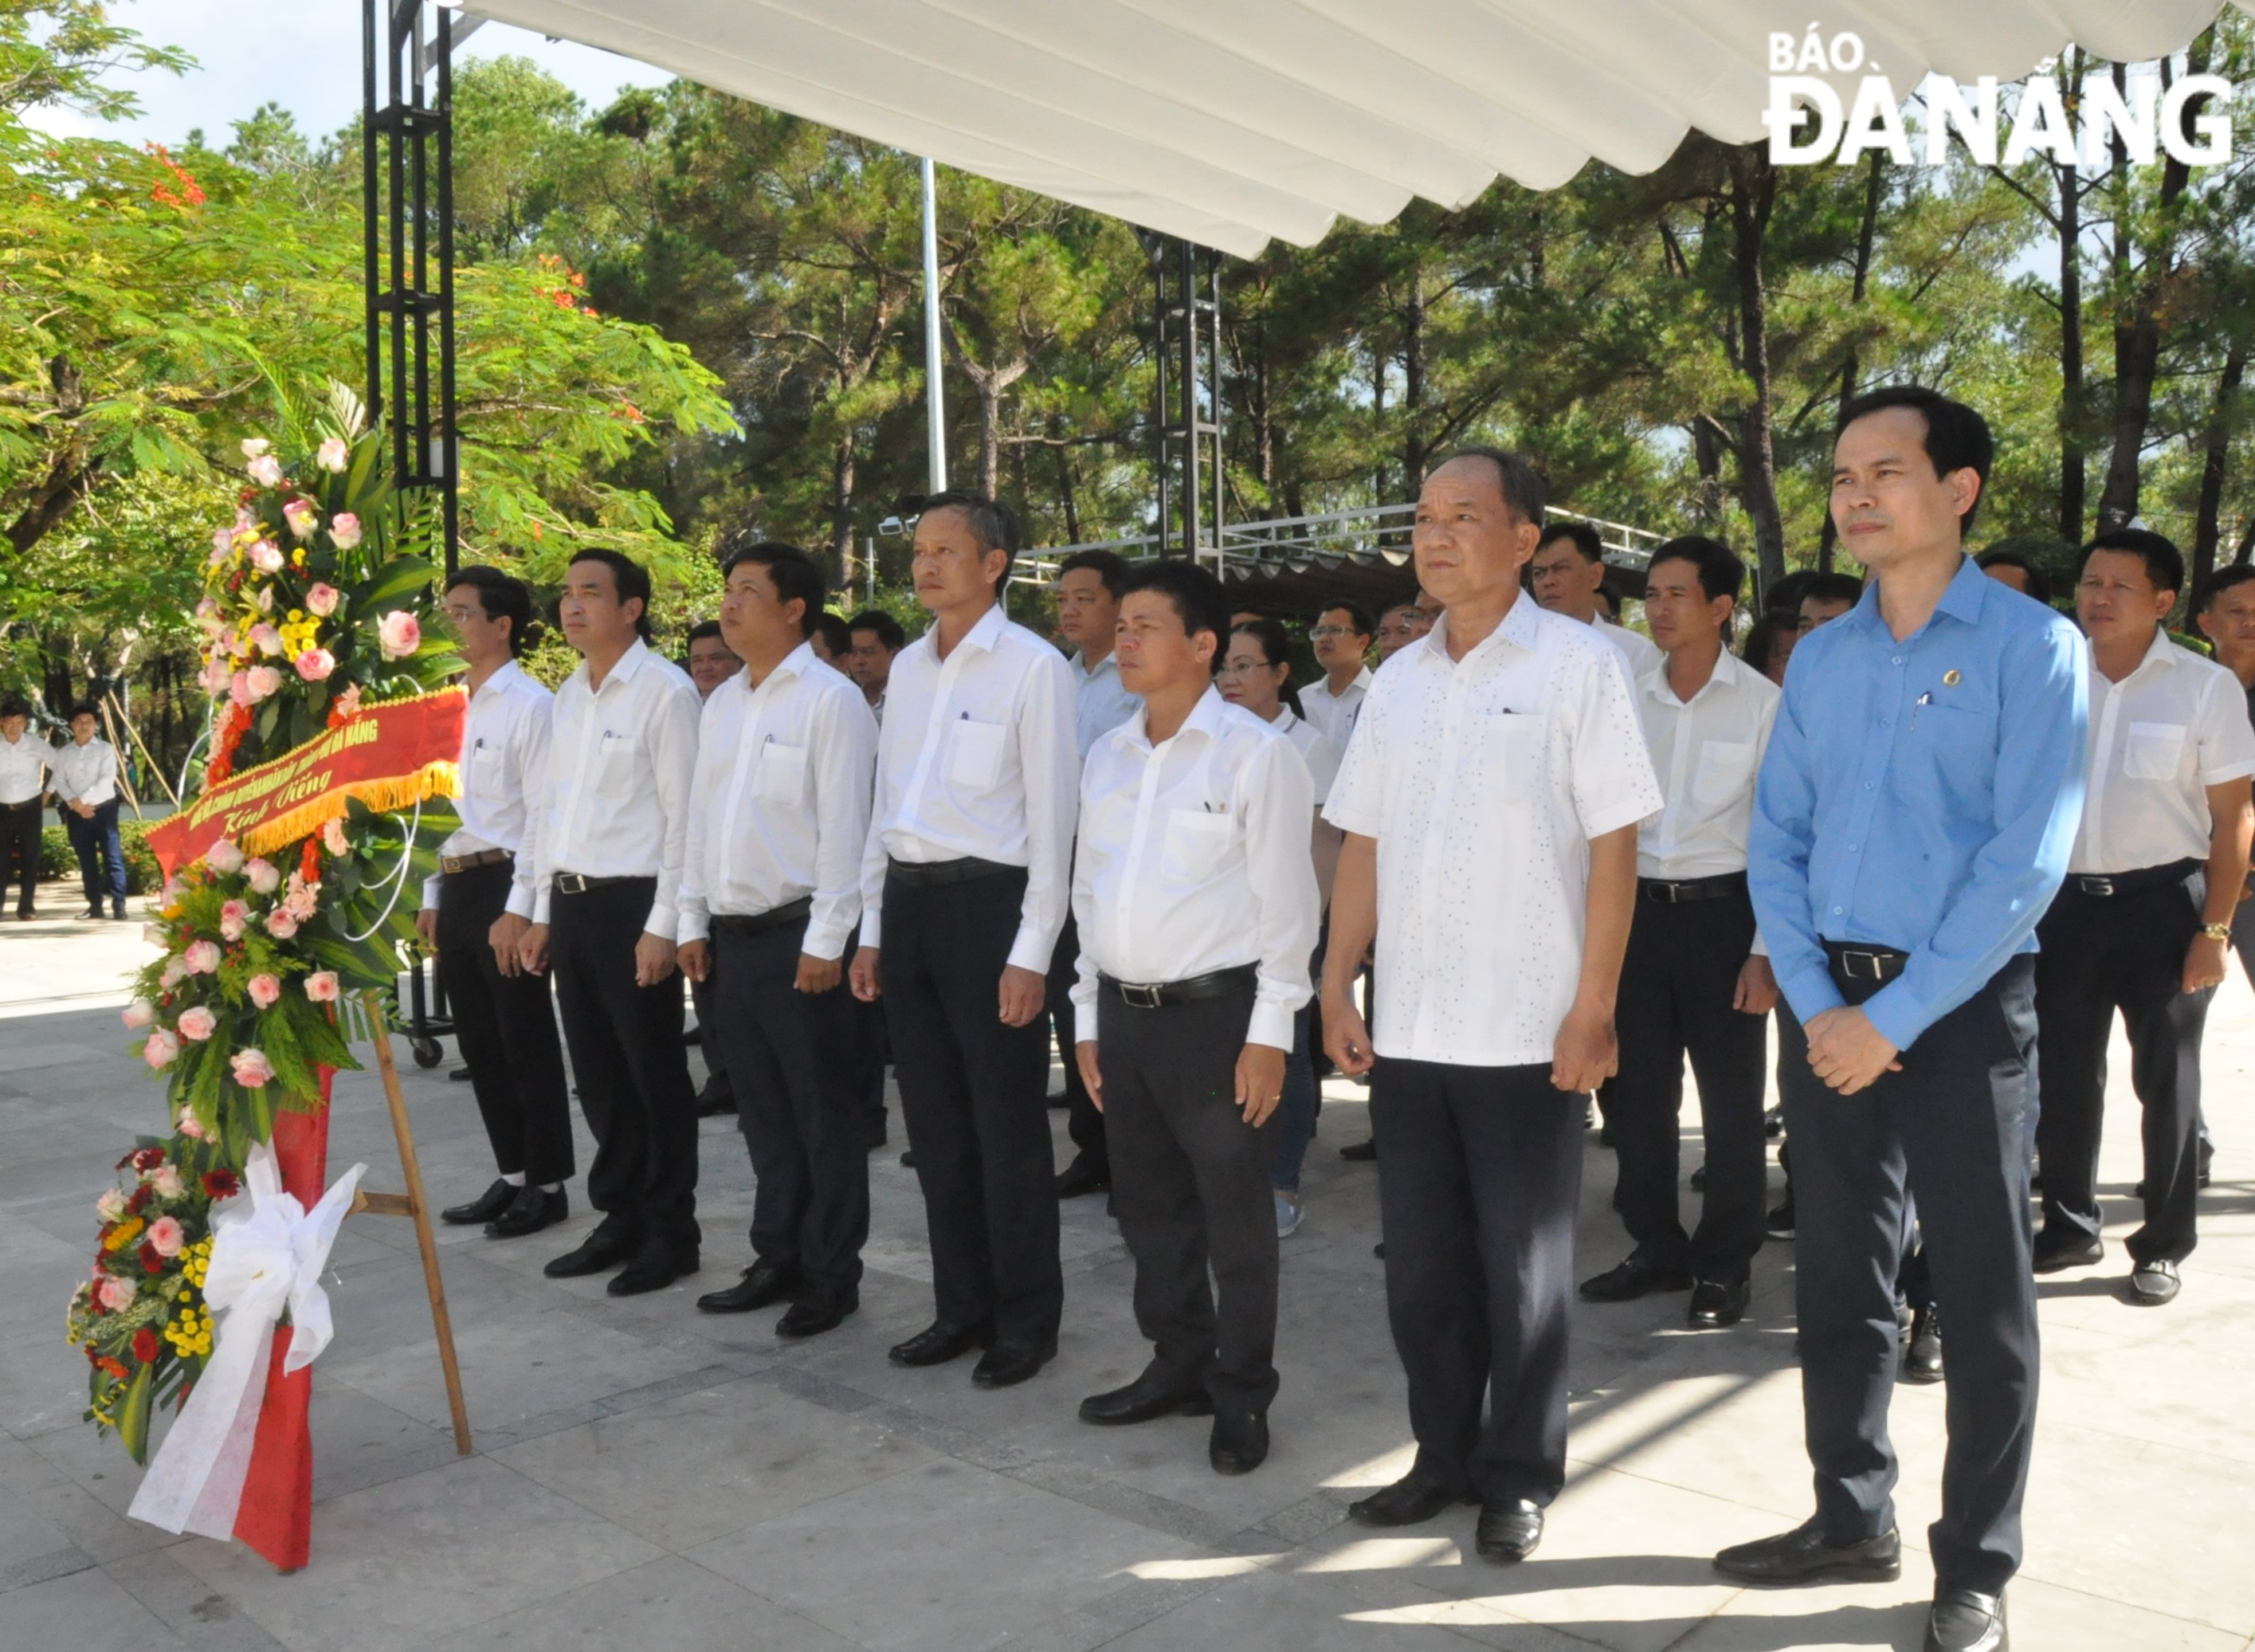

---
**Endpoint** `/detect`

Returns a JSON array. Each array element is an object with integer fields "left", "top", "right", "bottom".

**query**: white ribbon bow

[{"left": 129, "top": 1142, "right": 366, "bottom": 1539}]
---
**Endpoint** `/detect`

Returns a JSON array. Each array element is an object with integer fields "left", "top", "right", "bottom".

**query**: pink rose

[
  {"left": 294, "top": 648, "right": 335, "bottom": 683},
  {"left": 146, "top": 1216, "right": 185, "bottom": 1258},
  {"left": 377, "top": 610, "right": 421, "bottom": 660},
  {"left": 249, "top": 622, "right": 283, "bottom": 657},
  {"left": 194, "top": 598, "right": 226, "bottom": 634},
  {"left": 158, "top": 957, "right": 186, "bottom": 990},
  {"left": 248, "top": 538, "right": 284, "bottom": 573},
  {"left": 122, "top": 999, "right": 155, "bottom": 1029},
  {"left": 209, "top": 527, "right": 234, "bottom": 564},
  {"left": 96, "top": 1274, "right": 135, "bottom": 1313},
  {"left": 330, "top": 512, "right": 363, "bottom": 550},
  {"left": 241, "top": 438, "right": 271, "bottom": 460},
  {"left": 305, "top": 582, "right": 341, "bottom": 618},
  {"left": 321, "top": 818, "right": 351, "bottom": 856},
  {"left": 303, "top": 970, "right": 340, "bottom": 1003},
  {"left": 282, "top": 498, "right": 317, "bottom": 540},
  {"left": 200, "top": 656, "right": 232, "bottom": 694},
  {"left": 182, "top": 939, "right": 222, "bottom": 975},
  {"left": 206, "top": 839, "right": 245, "bottom": 874},
  {"left": 247, "top": 453, "right": 284, "bottom": 488},
  {"left": 316, "top": 436, "right": 350, "bottom": 473},
  {"left": 257, "top": 585, "right": 275, "bottom": 612},
  {"left": 247, "top": 973, "right": 281, "bottom": 1008},
  {"left": 228, "top": 669, "right": 251, "bottom": 708},
  {"left": 176, "top": 1112, "right": 207, "bottom": 1140},
  {"left": 96, "top": 1188, "right": 127, "bottom": 1222},
  {"left": 143, "top": 1030, "right": 180, "bottom": 1069},
  {"left": 150, "top": 1165, "right": 184, "bottom": 1199},
  {"left": 245, "top": 665, "right": 281, "bottom": 702},
  {"left": 175, "top": 1005, "right": 218, "bottom": 1041},
  {"left": 218, "top": 899, "right": 249, "bottom": 940},
  {"left": 229, "top": 1048, "right": 274, "bottom": 1088},
  {"left": 265, "top": 908, "right": 300, "bottom": 940},
  {"left": 245, "top": 858, "right": 281, "bottom": 894}
]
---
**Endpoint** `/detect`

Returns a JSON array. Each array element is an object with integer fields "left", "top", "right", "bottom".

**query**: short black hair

[
  {"left": 1837, "top": 385, "right": 1994, "bottom": 532},
  {"left": 68, "top": 701, "right": 98, "bottom": 721},
  {"left": 1535, "top": 520, "right": 1603, "bottom": 563},
  {"left": 1976, "top": 548, "right": 2053, "bottom": 604},
  {"left": 920, "top": 490, "right": 1022, "bottom": 593},
  {"left": 567, "top": 548, "right": 655, "bottom": 642},
  {"left": 685, "top": 619, "right": 725, "bottom": 646},
  {"left": 1433, "top": 446, "right": 1547, "bottom": 528},
  {"left": 446, "top": 565, "right": 539, "bottom": 657},
  {"left": 1799, "top": 571, "right": 1866, "bottom": 610},
  {"left": 1120, "top": 559, "right": 1230, "bottom": 669},
  {"left": 2198, "top": 563, "right": 2255, "bottom": 612},
  {"left": 812, "top": 612, "right": 853, "bottom": 658},
  {"left": 2081, "top": 528, "right": 2185, "bottom": 597},
  {"left": 720, "top": 540, "right": 826, "bottom": 637},
  {"left": 847, "top": 609, "right": 905, "bottom": 650},
  {"left": 1648, "top": 536, "right": 1746, "bottom": 605},
  {"left": 1057, "top": 547, "right": 1128, "bottom": 598},
  {"left": 0, "top": 698, "right": 27, "bottom": 720},
  {"left": 1316, "top": 599, "right": 1375, "bottom": 641}
]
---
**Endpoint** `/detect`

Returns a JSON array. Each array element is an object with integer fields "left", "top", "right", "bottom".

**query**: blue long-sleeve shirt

[{"left": 1747, "top": 555, "right": 2089, "bottom": 1052}]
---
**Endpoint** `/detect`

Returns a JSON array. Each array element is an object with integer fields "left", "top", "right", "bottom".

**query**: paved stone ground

[{"left": 2, "top": 879, "right": 2251, "bottom": 1651}]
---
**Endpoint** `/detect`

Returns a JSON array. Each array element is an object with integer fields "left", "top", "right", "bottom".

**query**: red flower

[
  {"left": 98, "top": 1356, "right": 130, "bottom": 1379},
  {"left": 125, "top": 1185, "right": 151, "bottom": 1215},
  {"left": 84, "top": 1343, "right": 101, "bottom": 1365},
  {"left": 138, "top": 1242, "right": 163, "bottom": 1274},
  {"left": 131, "top": 1328, "right": 160, "bottom": 1364},
  {"left": 131, "top": 1148, "right": 165, "bottom": 1171},
  {"left": 202, "top": 1168, "right": 241, "bottom": 1199}
]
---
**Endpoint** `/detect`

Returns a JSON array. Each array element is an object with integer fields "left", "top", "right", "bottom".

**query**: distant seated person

[
  {"left": 809, "top": 611, "right": 853, "bottom": 667},
  {"left": 53, "top": 704, "right": 125, "bottom": 921},
  {"left": 1977, "top": 548, "right": 2053, "bottom": 605}
]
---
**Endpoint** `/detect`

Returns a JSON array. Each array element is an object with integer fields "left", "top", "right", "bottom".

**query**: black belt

[
  {"left": 441, "top": 848, "right": 512, "bottom": 875},
  {"left": 552, "top": 872, "right": 653, "bottom": 896},
  {"left": 1100, "top": 964, "right": 1257, "bottom": 1010},
  {"left": 1824, "top": 940, "right": 1908, "bottom": 984},
  {"left": 709, "top": 896, "right": 813, "bottom": 937},
  {"left": 885, "top": 854, "right": 1018, "bottom": 889},
  {"left": 2064, "top": 858, "right": 2200, "bottom": 900},
  {"left": 1638, "top": 872, "right": 1747, "bottom": 904}
]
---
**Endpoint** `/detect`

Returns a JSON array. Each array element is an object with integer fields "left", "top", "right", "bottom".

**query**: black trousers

[
  {"left": 1610, "top": 888, "right": 1770, "bottom": 1282},
  {"left": 548, "top": 877, "right": 700, "bottom": 1258},
  {"left": 0, "top": 797, "right": 39, "bottom": 914},
  {"left": 690, "top": 972, "right": 732, "bottom": 1105},
  {"left": 1047, "top": 909, "right": 1104, "bottom": 1174},
  {"left": 852, "top": 995, "right": 889, "bottom": 1141},
  {"left": 712, "top": 920, "right": 869, "bottom": 1289},
  {"left": 880, "top": 865, "right": 1061, "bottom": 1343},
  {"left": 1373, "top": 1058, "right": 1582, "bottom": 1505},
  {"left": 2033, "top": 875, "right": 2210, "bottom": 1265},
  {"left": 1097, "top": 983, "right": 1279, "bottom": 1418},
  {"left": 1788, "top": 954, "right": 2039, "bottom": 1596},
  {"left": 437, "top": 861, "right": 573, "bottom": 1187}
]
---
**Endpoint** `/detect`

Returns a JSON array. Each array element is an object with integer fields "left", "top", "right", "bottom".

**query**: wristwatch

[{"left": 2203, "top": 921, "right": 2233, "bottom": 944}]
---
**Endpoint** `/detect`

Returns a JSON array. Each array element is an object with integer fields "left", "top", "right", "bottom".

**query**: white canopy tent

[{"left": 454, "top": 0, "right": 2244, "bottom": 256}]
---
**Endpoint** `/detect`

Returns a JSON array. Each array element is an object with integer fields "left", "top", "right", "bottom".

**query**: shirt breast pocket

[
  {"left": 597, "top": 731, "right": 640, "bottom": 779},
  {"left": 2123, "top": 721, "right": 2188, "bottom": 782},
  {"left": 1691, "top": 740, "right": 1756, "bottom": 808},
  {"left": 755, "top": 742, "right": 808, "bottom": 805},
  {"left": 1161, "top": 809, "right": 1234, "bottom": 884},
  {"left": 468, "top": 739, "right": 508, "bottom": 800},
  {"left": 949, "top": 719, "right": 1006, "bottom": 788}
]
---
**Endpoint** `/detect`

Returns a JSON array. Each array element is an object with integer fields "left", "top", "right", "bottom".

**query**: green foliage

[{"left": 39, "top": 817, "right": 159, "bottom": 892}]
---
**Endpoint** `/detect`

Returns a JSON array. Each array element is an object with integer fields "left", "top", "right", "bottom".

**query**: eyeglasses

[{"left": 1308, "top": 626, "right": 1355, "bottom": 640}]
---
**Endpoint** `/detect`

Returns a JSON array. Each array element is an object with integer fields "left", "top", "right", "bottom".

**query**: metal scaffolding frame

[{"left": 1141, "top": 233, "right": 1225, "bottom": 565}]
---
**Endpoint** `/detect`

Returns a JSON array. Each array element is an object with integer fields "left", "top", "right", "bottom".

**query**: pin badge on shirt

[{"left": 1943, "top": 669, "right": 1963, "bottom": 687}]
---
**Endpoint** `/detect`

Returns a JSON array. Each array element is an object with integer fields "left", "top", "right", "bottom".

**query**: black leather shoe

[
  {"left": 888, "top": 1320, "right": 994, "bottom": 1367},
  {"left": 696, "top": 1258, "right": 801, "bottom": 1313},
  {"left": 1055, "top": 1156, "right": 1110, "bottom": 1199},
  {"left": 1475, "top": 1497, "right": 1543, "bottom": 1562},
  {"left": 442, "top": 1179, "right": 516, "bottom": 1226},
  {"left": 1901, "top": 1304, "right": 1943, "bottom": 1383},
  {"left": 1209, "top": 1411, "right": 1268, "bottom": 1475},
  {"left": 608, "top": 1249, "right": 698, "bottom": 1297},
  {"left": 971, "top": 1337, "right": 1055, "bottom": 1388},
  {"left": 543, "top": 1230, "right": 637, "bottom": 1277},
  {"left": 1714, "top": 1518, "right": 1901, "bottom": 1583},
  {"left": 1348, "top": 1473, "right": 1465, "bottom": 1527},
  {"left": 1079, "top": 1371, "right": 1214, "bottom": 1426},
  {"left": 1688, "top": 1161, "right": 1708, "bottom": 1191},
  {"left": 1766, "top": 1198, "right": 1797, "bottom": 1240},
  {"left": 1339, "top": 1138, "right": 1377, "bottom": 1161},
  {"left": 1579, "top": 1254, "right": 1694, "bottom": 1302},
  {"left": 447, "top": 1065, "right": 472, "bottom": 1082},
  {"left": 2126, "top": 1258, "right": 2180, "bottom": 1305},
  {"left": 776, "top": 1285, "right": 858, "bottom": 1338},
  {"left": 2032, "top": 1229, "right": 2104, "bottom": 1273},
  {"left": 1046, "top": 1089, "right": 1071, "bottom": 1111},
  {"left": 695, "top": 1087, "right": 735, "bottom": 1117},
  {"left": 485, "top": 1185, "right": 567, "bottom": 1239},
  {"left": 1924, "top": 1588, "right": 2006, "bottom": 1651},
  {"left": 1688, "top": 1278, "right": 1750, "bottom": 1328}
]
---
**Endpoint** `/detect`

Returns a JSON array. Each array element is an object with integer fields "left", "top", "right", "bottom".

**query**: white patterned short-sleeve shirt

[{"left": 1326, "top": 596, "right": 1662, "bottom": 1067}]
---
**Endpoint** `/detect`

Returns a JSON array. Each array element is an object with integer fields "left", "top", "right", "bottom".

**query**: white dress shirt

[
  {"left": 859, "top": 602, "right": 1079, "bottom": 974},
  {"left": 423, "top": 660, "right": 553, "bottom": 913},
  {"left": 0, "top": 732, "right": 49, "bottom": 806},
  {"left": 1635, "top": 649, "right": 1780, "bottom": 880},
  {"left": 1069, "top": 649, "right": 1140, "bottom": 760},
  {"left": 1326, "top": 598, "right": 1663, "bottom": 1067},
  {"left": 51, "top": 738, "right": 116, "bottom": 809},
  {"left": 1268, "top": 704, "right": 1339, "bottom": 806},
  {"left": 1591, "top": 615, "right": 1662, "bottom": 678},
  {"left": 2070, "top": 627, "right": 2255, "bottom": 874},
  {"left": 680, "top": 642, "right": 877, "bottom": 960},
  {"left": 520, "top": 638, "right": 702, "bottom": 939},
  {"left": 1301, "top": 667, "right": 1371, "bottom": 750},
  {"left": 1071, "top": 687, "right": 1319, "bottom": 1051}
]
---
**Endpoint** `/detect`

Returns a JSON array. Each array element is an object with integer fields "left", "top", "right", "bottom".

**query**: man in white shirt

[
  {"left": 1373, "top": 598, "right": 1433, "bottom": 663},
  {"left": 1531, "top": 520, "right": 1662, "bottom": 681},
  {"left": 1579, "top": 538, "right": 1780, "bottom": 1330},
  {"left": 53, "top": 704, "right": 124, "bottom": 920},
  {"left": 845, "top": 610, "right": 904, "bottom": 724},
  {"left": 684, "top": 619, "right": 742, "bottom": 1118},
  {"left": 685, "top": 621, "right": 740, "bottom": 701},
  {"left": 676, "top": 543, "right": 877, "bottom": 1336},
  {"left": 415, "top": 568, "right": 574, "bottom": 1242},
  {"left": 1303, "top": 602, "right": 1375, "bottom": 748},
  {"left": 1322, "top": 448, "right": 1661, "bottom": 1563},
  {"left": 516, "top": 549, "right": 706, "bottom": 1296},
  {"left": 2033, "top": 529, "right": 2254, "bottom": 1306},
  {"left": 0, "top": 699, "right": 52, "bottom": 920},
  {"left": 849, "top": 492, "right": 1078, "bottom": 1388},
  {"left": 1050, "top": 548, "right": 1137, "bottom": 1201},
  {"left": 2198, "top": 565, "right": 2255, "bottom": 1014},
  {"left": 1069, "top": 560, "right": 1317, "bottom": 1473}
]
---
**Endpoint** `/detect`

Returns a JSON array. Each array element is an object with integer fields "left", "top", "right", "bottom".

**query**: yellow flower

[{"left": 104, "top": 1216, "right": 144, "bottom": 1251}]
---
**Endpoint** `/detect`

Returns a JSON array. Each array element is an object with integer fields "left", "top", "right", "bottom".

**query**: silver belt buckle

[
  {"left": 1842, "top": 950, "right": 1882, "bottom": 981},
  {"left": 556, "top": 872, "right": 588, "bottom": 895},
  {"left": 2078, "top": 875, "right": 2116, "bottom": 897},
  {"left": 1118, "top": 981, "right": 1163, "bottom": 1010}
]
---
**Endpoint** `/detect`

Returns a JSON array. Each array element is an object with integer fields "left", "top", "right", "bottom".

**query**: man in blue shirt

[{"left": 1724, "top": 388, "right": 2088, "bottom": 1652}]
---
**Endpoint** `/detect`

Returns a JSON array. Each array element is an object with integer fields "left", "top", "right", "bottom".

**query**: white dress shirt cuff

[
  {"left": 1006, "top": 927, "right": 1053, "bottom": 975},
  {"left": 504, "top": 883, "right": 535, "bottom": 921},
  {"left": 858, "top": 908, "right": 882, "bottom": 949},
  {"left": 676, "top": 901, "right": 710, "bottom": 945},
  {"left": 802, "top": 916, "right": 851, "bottom": 963},
  {"left": 1069, "top": 976, "right": 1098, "bottom": 1046},
  {"left": 644, "top": 901, "right": 680, "bottom": 944},
  {"left": 531, "top": 887, "right": 552, "bottom": 925},
  {"left": 1749, "top": 928, "right": 1770, "bottom": 959},
  {"left": 1245, "top": 999, "right": 1296, "bottom": 1054},
  {"left": 420, "top": 874, "right": 442, "bottom": 912}
]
